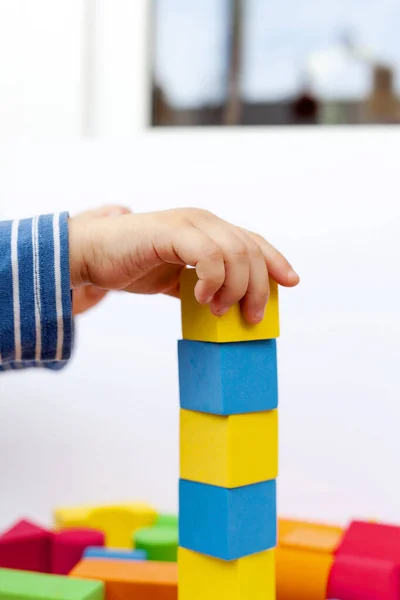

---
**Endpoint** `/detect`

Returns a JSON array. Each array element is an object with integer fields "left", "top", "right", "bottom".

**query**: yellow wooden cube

[
  {"left": 180, "top": 409, "right": 278, "bottom": 488},
  {"left": 180, "top": 268, "right": 279, "bottom": 342},
  {"left": 178, "top": 547, "right": 275, "bottom": 600}
]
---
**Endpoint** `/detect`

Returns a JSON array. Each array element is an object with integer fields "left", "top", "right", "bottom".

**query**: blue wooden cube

[
  {"left": 178, "top": 339, "right": 278, "bottom": 415},
  {"left": 179, "top": 479, "right": 276, "bottom": 560}
]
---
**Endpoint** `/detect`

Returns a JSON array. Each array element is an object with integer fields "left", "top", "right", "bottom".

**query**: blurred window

[{"left": 151, "top": 0, "right": 400, "bottom": 126}]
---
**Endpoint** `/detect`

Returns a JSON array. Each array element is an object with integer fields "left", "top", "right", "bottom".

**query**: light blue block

[
  {"left": 83, "top": 547, "right": 147, "bottom": 561},
  {"left": 179, "top": 479, "right": 276, "bottom": 560},
  {"left": 178, "top": 339, "right": 278, "bottom": 415}
]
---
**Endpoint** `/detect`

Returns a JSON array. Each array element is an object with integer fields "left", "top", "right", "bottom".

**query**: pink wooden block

[
  {"left": 0, "top": 519, "right": 52, "bottom": 572},
  {"left": 328, "top": 554, "right": 400, "bottom": 600},
  {"left": 51, "top": 528, "right": 105, "bottom": 575}
]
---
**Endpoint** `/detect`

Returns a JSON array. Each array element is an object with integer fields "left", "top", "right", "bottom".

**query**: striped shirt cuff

[{"left": 0, "top": 213, "right": 73, "bottom": 371}]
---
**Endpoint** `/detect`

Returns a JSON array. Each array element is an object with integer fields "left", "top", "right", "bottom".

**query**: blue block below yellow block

[
  {"left": 178, "top": 339, "right": 278, "bottom": 415},
  {"left": 179, "top": 479, "right": 276, "bottom": 560}
]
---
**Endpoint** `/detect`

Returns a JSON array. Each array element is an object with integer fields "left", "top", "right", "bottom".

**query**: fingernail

[
  {"left": 216, "top": 305, "right": 230, "bottom": 316},
  {"left": 288, "top": 269, "right": 300, "bottom": 283},
  {"left": 107, "top": 209, "right": 125, "bottom": 217},
  {"left": 204, "top": 295, "right": 214, "bottom": 304},
  {"left": 254, "top": 309, "right": 265, "bottom": 323}
]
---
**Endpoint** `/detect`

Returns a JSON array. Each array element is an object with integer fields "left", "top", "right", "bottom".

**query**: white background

[{"left": 0, "top": 1, "right": 400, "bottom": 531}]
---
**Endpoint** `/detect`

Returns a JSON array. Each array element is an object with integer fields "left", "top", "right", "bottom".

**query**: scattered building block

[
  {"left": 54, "top": 507, "right": 92, "bottom": 530},
  {"left": 0, "top": 568, "right": 103, "bottom": 600},
  {"left": 180, "top": 269, "right": 279, "bottom": 342},
  {"left": 53, "top": 506, "right": 94, "bottom": 529},
  {"left": 179, "top": 479, "right": 276, "bottom": 560},
  {"left": 178, "top": 339, "right": 278, "bottom": 415},
  {"left": 0, "top": 519, "right": 52, "bottom": 572},
  {"left": 335, "top": 520, "right": 400, "bottom": 563},
  {"left": 180, "top": 408, "right": 278, "bottom": 487},
  {"left": 178, "top": 547, "right": 275, "bottom": 600},
  {"left": 84, "top": 547, "right": 146, "bottom": 561},
  {"left": 52, "top": 529, "right": 105, "bottom": 575},
  {"left": 276, "top": 547, "right": 333, "bottom": 600},
  {"left": 70, "top": 558, "right": 177, "bottom": 600},
  {"left": 327, "top": 554, "right": 400, "bottom": 600},
  {"left": 278, "top": 518, "right": 343, "bottom": 554},
  {"left": 54, "top": 504, "right": 157, "bottom": 548},
  {"left": 156, "top": 514, "right": 178, "bottom": 528},
  {"left": 88, "top": 505, "right": 157, "bottom": 548},
  {"left": 134, "top": 526, "right": 178, "bottom": 562}
]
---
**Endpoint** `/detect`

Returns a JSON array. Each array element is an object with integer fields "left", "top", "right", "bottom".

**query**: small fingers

[
  {"left": 234, "top": 229, "right": 270, "bottom": 323},
  {"left": 245, "top": 230, "right": 300, "bottom": 287},
  {"left": 197, "top": 226, "right": 250, "bottom": 316},
  {"left": 172, "top": 227, "right": 226, "bottom": 303}
]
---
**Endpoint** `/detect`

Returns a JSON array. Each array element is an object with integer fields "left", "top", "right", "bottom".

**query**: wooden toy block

[
  {"left": 54, "top": 504, "right": 157, "bottom": 548},
  {"left": 156, "top": 514, "right": 178, "bottom": 528},
  {"left": 180, "top": 409, "right": 278, "bottom": 487},
  {"left": 180, "top": 269, "right": 279, "bottom": 342},
  {"left": 88, "top": 505, "right": 157, "bottom": 548},
  {"left": 178, "top": 547, "right": 275, "bottom": 600},
  {"left": 70, "top": 558, "right": 177, "bottom": 600},
  {"left": 54, "top": 507, "right": 92, "bottom": 530},
  {"left": 278, "top": 518, "right": 343, "bottom": 554},
  {"left": 276, "top": 547, "right": 333, "bottom": 600},
  {"left": 335, "top": 520, "right": 400, "bottom": 563},
  {"left": 134, "top": 526, "right": 178, "bottom": 562},
  {"left": 0, "top": 568, "right": 103, "bottom": 600},
  {"left": 179, "top": 479, "right": 276, "bottom": 560},
  {"left": 84, "top": 547, "right": 146, "bottom": 560},
  {"left": 327, "top": 554, "right": 400, "bottom": 600},
  {"left": 52, "top": 529, "right": 105, "bottom": 575},
  {"left": 0, "top": 519, "right": 52, "bottom": 572},
  {"left": 178, "top": 339, "right": 278, "bottom": 415}
]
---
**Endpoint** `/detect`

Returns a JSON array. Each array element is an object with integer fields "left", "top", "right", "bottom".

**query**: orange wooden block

[
  {"left": 70, "top": 558, "right": 177, "bottom": 600},
  {"left": 278, "top": 518, "right": 343, "bottom": 554},
  {"left": 276, "top": 547, "right": 333, "bottom": 600}
]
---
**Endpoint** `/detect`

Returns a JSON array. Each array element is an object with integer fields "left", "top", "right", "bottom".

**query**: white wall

[
  {"left": 0, "top": 2, "right": 399, "bottom": 531},
  {"left": 0, "top": 0, "right": 149, "bottom": 138},
  {"left": 0, "top": 129, "right": 400, "bottom": 530}
]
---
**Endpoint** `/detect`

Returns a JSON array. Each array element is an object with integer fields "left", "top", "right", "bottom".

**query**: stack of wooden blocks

[{"left": 178, "top": 269, "right": 280, "bottom": 599}]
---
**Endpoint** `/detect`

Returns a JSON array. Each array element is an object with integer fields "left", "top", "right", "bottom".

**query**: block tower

[{"left": 178, "top": 269, "right": 279, "bottom": 600}]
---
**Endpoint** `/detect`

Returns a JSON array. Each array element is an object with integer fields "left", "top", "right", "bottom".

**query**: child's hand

[{"left": 69, "top": 207, "right": 299, "bottom": 324}]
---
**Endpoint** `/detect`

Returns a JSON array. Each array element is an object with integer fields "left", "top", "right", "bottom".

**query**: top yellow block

[{"left": 180, "top": 269, "right": 280, "bottom": 342}]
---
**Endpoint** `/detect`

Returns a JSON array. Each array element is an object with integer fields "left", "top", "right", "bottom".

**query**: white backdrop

[
  {"left": 0, "top": 0, "right": 399, "bottom": 532},
  {"left": 0, "top": 129, "right": 399, "bottom": 530}
]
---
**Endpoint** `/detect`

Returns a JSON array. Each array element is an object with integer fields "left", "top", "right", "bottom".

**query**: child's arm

[
  {"left": 0, "top": 213, "right": 72, "bottom": 371},
  {"left": 0, "top": 207, "right": 299, "bottom": 372}
]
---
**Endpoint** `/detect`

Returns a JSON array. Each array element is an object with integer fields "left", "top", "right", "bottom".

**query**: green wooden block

[
  {"left": 156, "top": 514, "right": 178, "bottom": 528},
  {"left": 0, "top": 569, "right": 104, "bottom": 600},
  {"left": 133, "top": 526, "right": 178, "bottom": 562}
]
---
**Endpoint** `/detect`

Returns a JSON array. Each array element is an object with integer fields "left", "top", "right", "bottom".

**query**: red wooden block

[
  {"left": 0, "top": 519, "right": 52, "bottom": 572},
  {"left": 336, "top": 520, "right": 400, "bottom": 563},
  {"left": 52, "top": 528, "right": 105, "bottom": 575},
  {"left": 328, "top": 555, "right": 400, "bottom": 600}
]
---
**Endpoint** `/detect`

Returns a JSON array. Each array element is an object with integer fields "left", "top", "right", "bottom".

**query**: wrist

[{"left": 68, "top": 217, "right": 88, "bottom": 288}]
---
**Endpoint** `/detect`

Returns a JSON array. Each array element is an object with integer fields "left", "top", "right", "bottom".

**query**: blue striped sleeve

[{"left": 0, "top": 212, "right": 73, "bottom": 372}]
